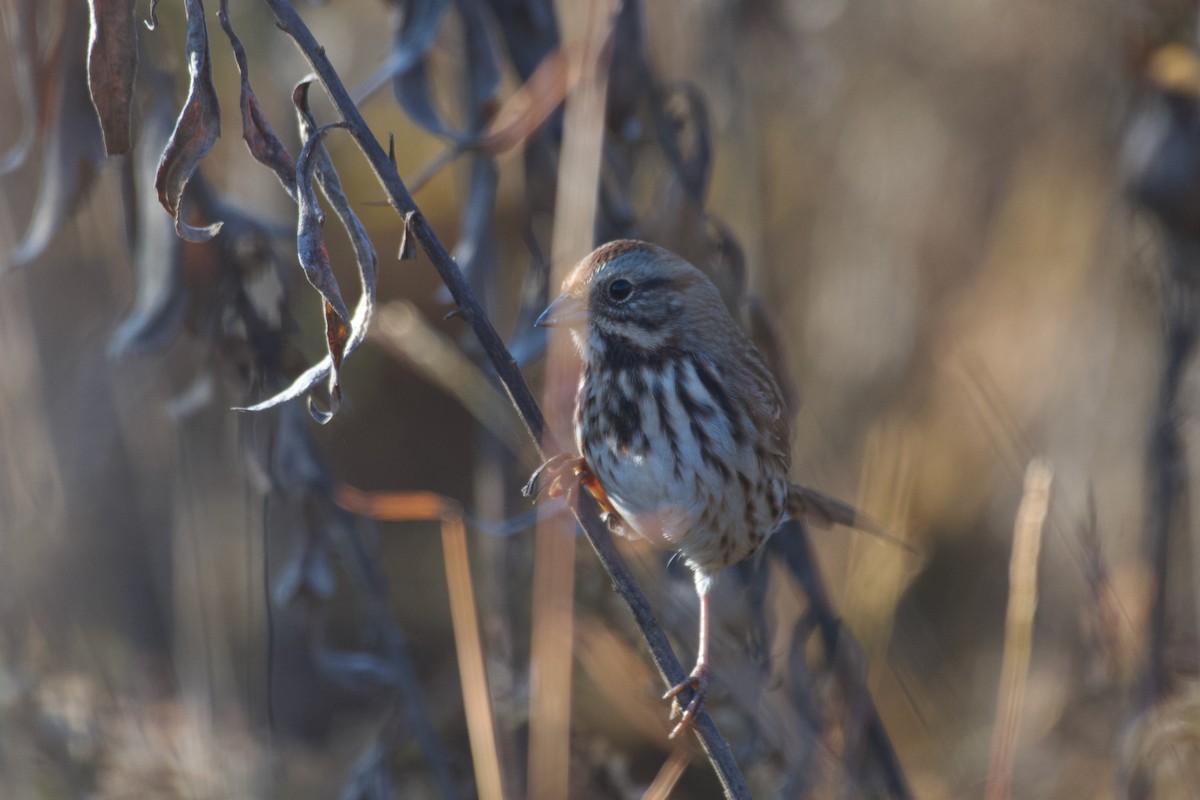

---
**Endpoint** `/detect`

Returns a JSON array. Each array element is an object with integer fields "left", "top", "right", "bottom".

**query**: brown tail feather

[{"left": 786, "top": 484, "right": 920, "bottom": 556}]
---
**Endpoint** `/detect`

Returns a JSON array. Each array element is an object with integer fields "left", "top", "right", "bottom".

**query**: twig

[{"left": 261, "top": 2, "right": 751, "bottom": 796}]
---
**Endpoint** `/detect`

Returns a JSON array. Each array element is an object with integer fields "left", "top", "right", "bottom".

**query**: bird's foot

[
  {"left": 522, "top": 453, "right": 581, "bottom": 500},
  {"left": 523, "top": 453, "right": 616, "bottom": 516},
  {"left": 663, "top": 663, "right": 710, "bottom": 739}
]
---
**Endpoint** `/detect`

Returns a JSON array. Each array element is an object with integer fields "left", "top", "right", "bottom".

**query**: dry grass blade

[
  {"left": 575, "top": 615, "right": 678, "bottom": 743},
  {"left": 527, "top": 2, "right": 618, "bottom": 798},
  {"left": 334, "top": 487, "right": 505, "bottom": 800},
  {"left": 441, "top": 508, "right": 506, "bottom": 800},
  {"left": 985, "top": 459, "right": 1052, "bottom": 800},
  {"left": 527, "top": 510, "right": 577, "bottom": 800},
  {"left": 642, "top": 748, "right": 691, "bottom": 800}
]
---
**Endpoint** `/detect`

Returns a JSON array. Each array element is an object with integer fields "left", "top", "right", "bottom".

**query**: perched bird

[{"left": 528, "top": 239, "right": 800, "bottom": 737}]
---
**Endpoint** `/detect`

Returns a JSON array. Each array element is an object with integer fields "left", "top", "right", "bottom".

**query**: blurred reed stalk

[
  {"left": 528, "top": 2, "right": 618, "bottom": 798},
  {"left": 985, "top": 458, "right": 1052, "bottom": 800},
  {"left": 335, "top": 488, "right": 505, "bottom": 800},
  {"left": 642, "top": 748, "right": 691, "bottom": 800}
]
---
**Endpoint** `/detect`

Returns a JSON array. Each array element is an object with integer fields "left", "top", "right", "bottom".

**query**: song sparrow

[{"left": 528, "top": 239, "right": 803, "bottom": 738}]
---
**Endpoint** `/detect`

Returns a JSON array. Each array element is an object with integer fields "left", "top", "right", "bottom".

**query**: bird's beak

[{"left": 534, "top": 292, "right": 588, "bottom": 328}]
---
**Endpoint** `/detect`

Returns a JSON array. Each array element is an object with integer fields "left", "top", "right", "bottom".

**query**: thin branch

[{"left": 261, "top": 1, "right": 751, "bottom": 796}]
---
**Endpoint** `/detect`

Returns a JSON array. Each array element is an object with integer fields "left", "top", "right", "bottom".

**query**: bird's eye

[{"left": 608, "top": 278, "right": 634, "bottom": 302}]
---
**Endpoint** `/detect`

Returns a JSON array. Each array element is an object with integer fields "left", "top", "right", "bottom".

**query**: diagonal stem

[{"left": 260, "top": 1, "right": 751, "bottom": 796}]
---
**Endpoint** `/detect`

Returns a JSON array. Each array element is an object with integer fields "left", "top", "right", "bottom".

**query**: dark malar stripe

[{"left": 596, "top": 331, "right": 685, "bottom": 371}]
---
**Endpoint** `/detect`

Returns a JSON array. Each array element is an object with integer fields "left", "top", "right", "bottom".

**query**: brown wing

[{"left": 732, "top": 335, "right": 792, "bottom": 478}]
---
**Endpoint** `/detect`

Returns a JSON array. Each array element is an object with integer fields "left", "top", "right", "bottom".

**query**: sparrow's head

[{"left": 535, "top": 240, "right": 732, "bottom": 358}]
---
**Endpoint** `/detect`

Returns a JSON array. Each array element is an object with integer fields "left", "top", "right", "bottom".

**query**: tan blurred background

[{"left": 0, "top": 0, "right": 1194, "bottom": 797}]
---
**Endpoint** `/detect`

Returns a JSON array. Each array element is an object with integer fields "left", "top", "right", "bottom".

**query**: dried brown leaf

[
  {"left": 295, "top": 124, "right": 351, "bottom": 328},
  {"left": 476, "top": 42, "right": 573, "bottom": 155},
  {"left": 154, "top": 0, "right": 222, "bottom": 242},
  {"left": 407, "top": 43, "right": 577, "bottom": 193},
  {"left": 86, "top": 0, "right": 138, "bottom": 155},
  {"left": 217, "top": 1, "right": 297, "bottom": 200},
  {"left": 235, "top": 80, "right": 380, "bottom": 421}
]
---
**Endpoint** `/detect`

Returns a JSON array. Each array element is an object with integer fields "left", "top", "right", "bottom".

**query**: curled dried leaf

[
  {"left": 217, "top": 1, "right": 297, "bottom": 200},
  {"left": 295, "top": 121, "right": 351, "bottom": 358},
  {"left": 0, "top": 0, "right": 40, "bottom": 174},
  {"left": 353, "top": 0, "right": 451, "bottom": 106},
  {"left": 87, "top": 0, "right": 138, "bottom": 155},
  {"left": 273, "top": 528, "right": 336, "bottom": 606},
  {"left": 236, "top": 82, "right": 379, "bottom": 421},
  {"left": 154, "top": 0, "right": 222, "bottom": 242},
  {"left": 10, "top": 11, "right": 106, "bottom": 267},
  {"left": 655, "top": 82, "right": 712, "bottom": 202},
  {"left": 108, "top": 74, "right": 185, "bottom": 357}
]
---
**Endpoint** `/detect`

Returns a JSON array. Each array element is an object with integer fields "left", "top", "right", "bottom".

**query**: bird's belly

[
  {"left": 591, "top": 447, "right": 705, "bottom": 548},
  {"left": 584, "top": 421, "right": 782, "bottom": 572},
  {"left": 577, "top": 358, "right": 787, "bottom": 574}
]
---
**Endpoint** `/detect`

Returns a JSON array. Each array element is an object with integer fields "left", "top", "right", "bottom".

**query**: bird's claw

[
  {"left": 663, "top": 664, "right": 710, "bottom": 739},
  {"left": 522, "top": 452, "right": 577, "bottom": 499}
]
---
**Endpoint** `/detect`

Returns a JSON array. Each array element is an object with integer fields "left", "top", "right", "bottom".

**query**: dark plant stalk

[
  {"left": 261, "top": 1, "right": 751, "bottom": 796},
  {"left": 772, "top": 523, "right": 912, "bottom": 799},
  {"left": 1144, "top": 245, "right": 1200, "bottom": 703}
]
